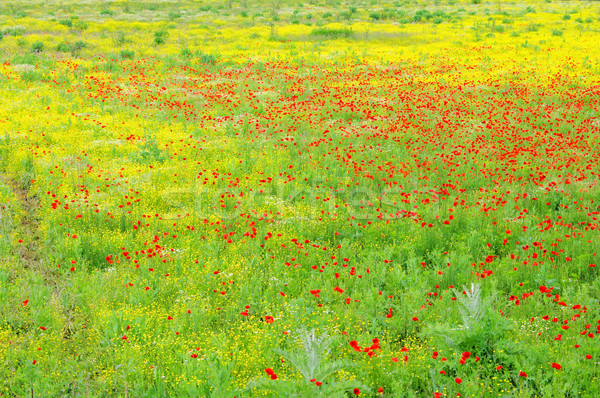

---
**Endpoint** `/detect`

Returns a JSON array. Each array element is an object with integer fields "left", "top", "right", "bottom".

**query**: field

[{"left": 1, "top": 0, "right": 600, "bottom": 396}]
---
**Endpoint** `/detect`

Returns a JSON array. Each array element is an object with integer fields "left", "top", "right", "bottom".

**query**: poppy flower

[
  {"left": 353, "top": 388, "right": 360, "bottom": 395},
  {"left": 551, "top": 363, "right": 561, "bottom": 370},
  {"left": 455, "top": 378, "right": 462, "bottom": 384},
  {"left": 519, "top": 371, "right": 527, "bottom": 377}
]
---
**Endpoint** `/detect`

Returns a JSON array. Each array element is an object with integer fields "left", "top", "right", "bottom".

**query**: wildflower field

[{"left": 1, "top": 0, "right": 600, "bottom": 396}]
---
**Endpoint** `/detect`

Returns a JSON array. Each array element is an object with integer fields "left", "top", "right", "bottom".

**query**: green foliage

[
  {"left": 1, "top": 1, "right": 600, "bottom": 397},
  {"left": 120, "top": 49, "right": 135, "bottom": 59},
  {"left": 526, "top": 23, "right": 539, "bottom": 32},
  {"left": 180, "top": 47, "right": 193, "bottom": 58},
  {"left": 56, "top": 41, "right": 70, "bottom": 52},
  {"left": 72, "top": 19, "right": 88, "bottom": 30},
  {"left": 309, "top": 27, "right": 353, "bottom": 39},
  {"left": 196, "top": 51, "right": 218, "bottom": 64},
  {"left": 422, "top": 284, "right": 515, "bottom": 360},
  {"left": 154, "top": 29, "right": 169, "bottom": 45},
  {"left": 71, "top": 41, "right": 87, "bottom": 55},
  {"left": 56, "top": 41, "right": 87, "bottom": 56},
  {"left": 130, "top": 136, "right": 166, "bottom": 164},
  {"left": 30, "top": 41, "right": 44, "bottom": 53},
  {"left": 251, "top": 329, "right": 362, "bottom": 397},
  {"left": 113, "top": 31, "right": 130, "bottom": 45},
  {"left": 1, "top": 25, "right": 26, "bottom": 36},
  {"left": 413, "top": 9, "right": 432, "bottom": 22}
]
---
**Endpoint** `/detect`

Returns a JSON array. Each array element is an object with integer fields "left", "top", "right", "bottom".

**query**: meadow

[{"left": 1, "top": 0, "right": 600, "bottom": 396}]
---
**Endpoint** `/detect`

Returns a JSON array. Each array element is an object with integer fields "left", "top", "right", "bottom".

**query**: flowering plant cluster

[{"left": 0, "top": 0, "right": 600, "bottom": 396}]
